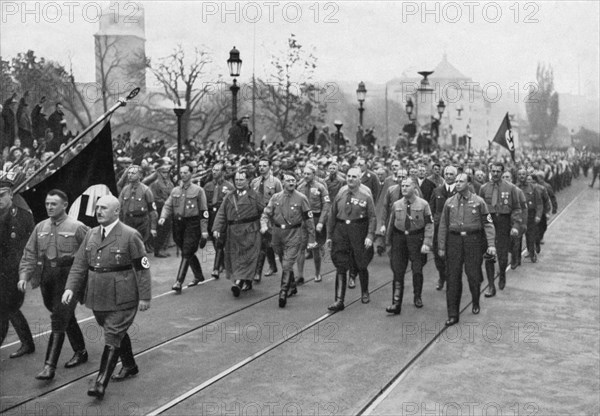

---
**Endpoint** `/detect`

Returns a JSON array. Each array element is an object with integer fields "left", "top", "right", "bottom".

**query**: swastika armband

[
  {"left": 133, "top": 256, "right": 150, "bottom": 270},
  {"left": 303, "top": 211, "right": 313, "bottom": 220},
  {"left": 424, "top": 215, "right": 433, "bottom": 224}
]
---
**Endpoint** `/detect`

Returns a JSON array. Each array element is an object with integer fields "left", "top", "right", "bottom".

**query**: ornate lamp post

[
  {"left": 356, "top": 81, "right": 367, "bottom": 126},
  {"left": 334, "top": 120, "right": 343, "bottom": 157},
  {"left": 227, "top": 46, "right": 242, "bottom": 125}
]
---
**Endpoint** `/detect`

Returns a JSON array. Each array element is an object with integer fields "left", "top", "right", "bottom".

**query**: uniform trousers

[
  {"left": 446, "top": 232, "right": 484, "bottom": 319},
  {"left": 331, "top": 222, "right": 373, "bottom": 273},
  {"left": 389, "top": 229, "right": 424, "bottom": 297},
  {"left": 93, "top": 307, "right": 137, "bottom": 348},
  {"left": 271, "top": 227, "right": 303, "bottom": 272},
  {"left": 490, "top": 214, "right": 511, "bottom": 274},
  {"left": 525, "top": 209, "right": 538, "bottom": 255},
  {"left": 41, "top": 264, "right": 85, "bottom": 351},
  {"left": 432, "top": 224, "right": 447, "bottom": 282},
  {"left": 154, "top": 202, "right": 171, "bottom": 252},
  {"left": 124, "top": 215, "right": 151, "bottom": 244},
  {"left": 173, "top": 216, "right": 202, "bottom": 272}
]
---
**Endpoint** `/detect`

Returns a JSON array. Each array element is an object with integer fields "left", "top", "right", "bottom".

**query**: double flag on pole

[
  {"left": 492, "top": 112, "right": 516, "bottom": 161},
  {"left": 20, "top": 122, "right": 118, "bottom": 226}
]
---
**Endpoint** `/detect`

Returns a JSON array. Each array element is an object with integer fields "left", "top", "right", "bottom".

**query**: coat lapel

[{"left": 97, "top": 221, "right": 122, "bottom": 249}]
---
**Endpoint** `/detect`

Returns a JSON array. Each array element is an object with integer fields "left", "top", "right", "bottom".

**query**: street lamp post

[
  {"left": 334, "top": 120, "right": 343, "bottom": 157},
  {"left": 173, "top": 103, "right": 185, "bottom": 179},
  {"left": 356, "top": 81, "right": 367, "bottom": 126},
  {"left": 466, "top": 124, "right": 472, "bottom": 154},
  {"left": 227, "top": 46, "right": 242, "bottom": 125}
]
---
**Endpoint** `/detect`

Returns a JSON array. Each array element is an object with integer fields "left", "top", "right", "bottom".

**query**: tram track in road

[
  {"left": 2, "top": 180, "right": 586, "bottom": 415},
  {"left": 1, "top": 268, "right": 338, "bottom": 414},
  {"left": 357, "top": 185, "right": 586, "bottom": 415}
]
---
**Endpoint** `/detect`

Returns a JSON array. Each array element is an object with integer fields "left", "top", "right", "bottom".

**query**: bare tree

[
  {"left": 257, "top": 34, "right": 327, "bottom": 142},
  {"left": 124, "top": 45, "right": 231, "bottom": 145}
]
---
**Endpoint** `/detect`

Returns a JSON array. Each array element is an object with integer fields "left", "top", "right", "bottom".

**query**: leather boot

[
  {"left": 498, "top": 272, "right": 506, "bottom": 290},
  {"left": 36, "top": 332, "right": 65, "bottom": 380},
  {"left": 212, "top": 248, "right": 224, "bottom": 279},
  {"left": 385, "top": 279, "right": 403, "bottom": 315},
  {"left": 254, "top": 251, "right": 266, "bottom": 282},
  {"left": 288, "top": 271, "right": 297, "bottom": 296},
  {"left": 112, "top": 334, "right": 138, "bottom": 381},
  {"left": 188, "top": 255, "right": 205, "bottom": 287},
  {"left": 328, "top": 272, "right": 347, "bottom": 311},
  {"left": 484, "top": 260, "right": 496, "bottom": 297},
  {"left": 279, "top": 271, "right": 290, "bottom": 308},
  {"left": 88, "top": 345, "right": 120, "bottom": 399},
  {"left": 358, "top": 270, "right": 370, "bottom": 304},
  {"left": 65, "top": 316, "right": 87, "bottom": 368},
  {"left": 9, "top": 310, "right": 35, "bottom": 358},
  {"left": 172, "top": 258, "right": 189, "bottom": 292}
]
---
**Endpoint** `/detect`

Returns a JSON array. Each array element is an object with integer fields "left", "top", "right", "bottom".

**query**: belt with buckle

[
  {"left": 126, "top": 212, "right": 147, "bottom": 218},
  {"left": 394, "top": 228, "right": 424, "bottom": 236},
  {"left": 273, "top": 222, "right": 301, "bottom": 230},
  {"left": 88, "top": 265, "right": 133, "bottom": 273},
  {"left": 44, "top": 257, "right": 74, "bottom": 268},
  {"left": 337, "top": 217, "right": 368, "bottom": 225},
  {"left": 449, "top": 230, "right": 481, "bottom": 236},
  {"left": 227, "top": 215, "right": 261, "bottom": 226}
]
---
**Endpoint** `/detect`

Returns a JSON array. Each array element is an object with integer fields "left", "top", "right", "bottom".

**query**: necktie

[
  {"left": 283, "top": 193, "right": 291, "bottom": 223},
  {"left": 491, "top": 183, "right": 499, "bottom": 209},
  {"left": 344, "top": 191, "right": 353, "bottom": 216},
  {"left": 405, "top": 202, "right": 411, "bottom": 231},
  {"left": 47, "top": 222, "right": 58, "bottom": 259},
  {"left": 102, "top": 228, "right": 106, "bottom": 241},
  {"left": 259, "top": 178, "right": 264, "bottom": 195}
]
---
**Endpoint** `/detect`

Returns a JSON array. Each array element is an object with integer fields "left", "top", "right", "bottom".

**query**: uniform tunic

[
  {"left": 479, "top": 179, "right": 522, "bottom": 272},
  {"left": 327, "top": 185, "right": 376, "bottom": 272},
  {"left": 0, "top": 206, "right": 34, "bottom": 315},
  {"left": 119, "top": 182, "right": 157, "bottom": 243},
  {"left": 438, "top": 191, "right": 495, "bottom": 319},
  {"left": 19, "top": 215, "right": 88, "bottom": 339},
  {"left": 518, "top": 182, "right": 543, "bottom": 257},
  {"left": 161, "top": 183, "right": 208, "bottom": 258},
  {"left": 204, "top": 179, "right": 234, "bottom": 235},
  {"left": 296, "top": 179, "right": 330, "bottom": 246},
  {"left": 150, "top": 176, "right": 174, "bottom": 251},
  {"left": 385, "top": 196, "right": 433, "bottom": 297},
  {"left": 261, "top": 190, "right": 316, "bottom": 271},
  {"left": 65, "top": 221, "right": 151, "bottom": 347},
  {"left": 213, "top": 188, "right": 265, "bottom": 281}
]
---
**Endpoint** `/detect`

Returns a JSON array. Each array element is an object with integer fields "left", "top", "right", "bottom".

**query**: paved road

[{"left": 1, "top": 177, "right": 597, "bottom": 416}]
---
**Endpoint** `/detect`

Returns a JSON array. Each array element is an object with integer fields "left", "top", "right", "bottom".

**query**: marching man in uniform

[
  {"left": 159, "top": 163, "right": 209, "bottom": 292},
  {"left": 326, "top": 167, "right": 377, "bottom": 311},
  {"left": 439, "top": 173, "right": 496, "bottom": 326},
  {"left": 118, "top": 165, "right": 157, "bottom": 249},
  {"left": 261, "top": 171, "right": 317, "bottom": 308},
  {"left": 62, "top": 195, "right": 151, "bottom": 399},
  {"left": 18, "top": 189, "right": 89, "bottom": 380}
]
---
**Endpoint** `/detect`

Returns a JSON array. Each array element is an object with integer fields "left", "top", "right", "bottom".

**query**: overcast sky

[{"left": 1, "top": 1, "right": 599, "bottom": 97}]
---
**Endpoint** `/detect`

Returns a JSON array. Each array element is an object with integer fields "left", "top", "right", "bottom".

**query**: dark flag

[
  {"left": 492, "top": 112, "right": 516, "bottom": 161},
  {"left": 20, "top": 122, "right": 117, "bottom": 226}
]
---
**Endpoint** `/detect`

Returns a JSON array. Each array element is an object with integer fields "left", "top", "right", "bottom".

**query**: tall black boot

[
  {"left": 288, "top": 271, "right": 297, "bottom": 296},
  {"left": 254, "top": 251, "right": 266, "bottom": 282},
  {"left": 385, "top": 279, "right": 403, "bottom": 315},
  {"left": 112, "top": 334, "right": 138, "bottom": 381},
  {"left": 358, "top": 269, "right": 370, "bottom": 304},
  {"left": 212, "top": 247, "right": 224, "bottom": 279},
  {"left": 266, "top": 247, "right": 278, "bottom": 275},
  {"left": 35, "top": 332, "right": 65, "bottom": 380},
  {"left": 88, "top": 345, "right": 120, "bottom": 399},
  {"left": 9, "top": 310, "right": 35, "bottom": 358},
  {"left": 328, "top": 272, "right": 347, "bottom": 311},
  {"left": 188, "top": 255, "right": 205, "bottom": 287},
  {"left": 65, "top": 315, "right": 87, "bottom": 368},
  {"left": 484, "top": 260, "right": 496, "bottom": 297},
  {"left": 172, "top": 258, "right": 189, "bottom": 292},
  {"left": 279, "top": 271, "right": 291, "bottom": 308}
]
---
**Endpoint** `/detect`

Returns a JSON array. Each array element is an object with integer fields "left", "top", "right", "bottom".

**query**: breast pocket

[
  {"left": 109, "top": 247, "right": 128, "bottom": 265},
  {"left": 411, "top": 209, "right": 424, "bottom": 228},
  {"left": 57, "top": 232, "right": 76, "bottom": 253}
]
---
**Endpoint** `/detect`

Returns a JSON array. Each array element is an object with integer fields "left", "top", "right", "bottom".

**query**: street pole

[
  {"left": 230, "top": 79, "right": 239, "bottom": 125},
  {"left": 174, "top": 107, "right": 185, "bottom": 179}
]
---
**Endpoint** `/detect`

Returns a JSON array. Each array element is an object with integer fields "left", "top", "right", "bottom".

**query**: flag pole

[{"left": 14, "top": 88, "right": 140, "bottom": 194}]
